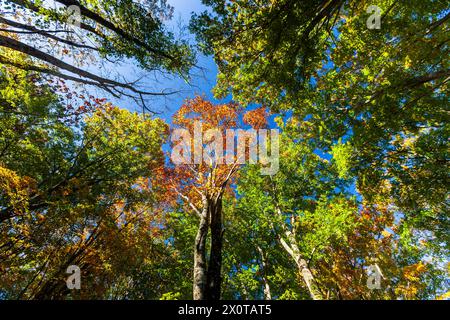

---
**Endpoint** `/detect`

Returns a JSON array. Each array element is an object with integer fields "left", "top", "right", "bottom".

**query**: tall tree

[
  {"left": 160, "top": 97, "right": 269, "bottom": 300},
  {"left": 233, "top": 116, "right": 447, "bottom": 299},
  {"left": 0, "top": 54, "right": 171, "bottom": 298}
]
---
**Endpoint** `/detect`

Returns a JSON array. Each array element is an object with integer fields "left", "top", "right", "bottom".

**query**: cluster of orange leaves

[{"left": 158, "top": 97, "right": 270, "bottom": 214}]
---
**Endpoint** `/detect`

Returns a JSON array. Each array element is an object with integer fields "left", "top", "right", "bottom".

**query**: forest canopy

[{"left": 0, "top": 0, "right": 448, "bottom": 300}]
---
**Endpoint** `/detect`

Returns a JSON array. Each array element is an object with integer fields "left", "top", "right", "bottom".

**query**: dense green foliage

[{"left": 0, "top": 0, "right": 448, "bottom": 300}]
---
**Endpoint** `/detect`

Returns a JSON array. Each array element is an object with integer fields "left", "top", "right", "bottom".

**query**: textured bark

[
  {"left": 192, "top": 194, "right": 225, "bottom": 301},
  {"left": 270, "top": 179, "right": 322, "bottom": 300},
  {"left": 193, "top": 197, "right": 209, "bottom": 300},
  {"left": 206, "top": 196, "right": 223, "bottom": 300},
  {"left": 295, "top": 255, "right": 321, "bottom": 300},
  {"left": 279, "top": 236, "right": 322, "bottom": 300}
]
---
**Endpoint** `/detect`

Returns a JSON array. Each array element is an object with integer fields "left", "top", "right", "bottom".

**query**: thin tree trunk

[
  {"left": 279, "top": 236, "right": 322, "bottom": 300},
  {"left": 0, "top": 35, "right": 172, "bottom": 98},
  {"left": 269, "top": 178, "right": 322, "bottom": 300},
  {"left": 257, "top": 245, "right": 272, "bottom": 300}
]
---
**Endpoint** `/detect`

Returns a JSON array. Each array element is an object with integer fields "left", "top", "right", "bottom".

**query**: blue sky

[{"left": 119, "top": 0, "right": 223, "bottom": 122}]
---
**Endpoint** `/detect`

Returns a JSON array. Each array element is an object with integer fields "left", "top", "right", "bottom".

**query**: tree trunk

[
  {"left": 193, "top": 197, "right": 209, "bottom": 300},
  {"left": 294, "top": 255, "right": 322, "bottom": 300},
  {"left": 279, "top": 236, "right": 322, "bottom": 300},
  {"left": 192, "top": 194, "right": 224, "bottom": 301},
  {"left": 270, "top": 190, "right": 323, "bottom": 300},
  {"left": 206, "top": 196, "right": 223, "bottom": 300},
  {"left": 257, "top": 245, "right": 272, "bottom": 300}
]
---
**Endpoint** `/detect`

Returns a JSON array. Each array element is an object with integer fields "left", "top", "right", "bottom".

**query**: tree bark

[
  {"left": 279, "top": 236, "right": 322, "bottom": 300},
  {"left": 206, "top": 196, "right": 223, "bottom": 300},
  {"left": 192, "top": 194, "right": 225, "bottom": 301},
  {"left": 193, "top": 197, "right": 209, "bottom": 300},
  {"left": 269, "top": 179, "right": 322, "bottom": 300}
]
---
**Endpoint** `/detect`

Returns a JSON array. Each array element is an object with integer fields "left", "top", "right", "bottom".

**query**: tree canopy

[
  {"left": 0, "top": 0, "right": 448, "bottom": 301},
  {"left": 1, "top": 0, "right": 196, "bottom": 112}
]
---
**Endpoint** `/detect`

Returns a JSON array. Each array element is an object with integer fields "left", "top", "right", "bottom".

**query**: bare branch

[{"left": 0, "top": 16, "right": 98, "bottom": 50}]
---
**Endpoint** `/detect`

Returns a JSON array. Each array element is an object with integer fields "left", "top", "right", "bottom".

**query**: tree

[
  {"left": 190, "top": 0, "right": 345, "bottom": 106},
  {"left": 220, "top": 196, "right": 303, "bottom": 300},
  {"left": 232, "top": 116, "right": 353, "bottom": 299},
  {"left": 159, "top": 96, "right": 269, "bottom": 300},
  {"left": 191, "top": 0, "right": 449, "bottom": 271},
  {"left": 0, "top": 55, "right": 170, "bottom": 298},
  {"left": 233, "top": 116, "right": 447, "bottom": 299},
  {"left": 1, "top": 0, "right": 195, "bottom": 112}
]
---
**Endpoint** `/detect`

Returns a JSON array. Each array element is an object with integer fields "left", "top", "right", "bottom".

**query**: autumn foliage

[{"left": 0, "top": 0, "right": 448, "bottom": 301}]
